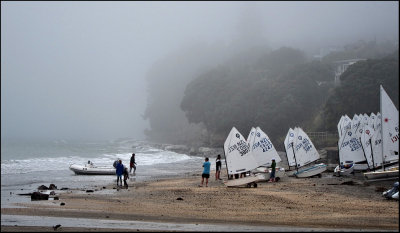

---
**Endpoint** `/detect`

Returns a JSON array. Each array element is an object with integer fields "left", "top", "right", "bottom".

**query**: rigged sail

[
  {"left": 224, "top": 127, "right": 258, "bottom": 175},
  {"left": 369, "top": 113, "right": 376, "bottom": 130},
  {"left": 371, "top": 115, "right": 383, "bottom": 167},
  {"left": 338, "top": 116, "right": 344, "bottom": 139},
  {"left": 284, "top": 128, "right": 297, "bottom": 167},
  {"left": 249, "top": 127, "right": 280, "bottom": 167},
  {"left": 293, "top": 127, "right": 320, "bottom": 167},
  {"left": 339, "top": 114, "right": 366, "bottom": 164},
  {"left": 360, "top": 124, "right": 375, "bottom": 168},
  {"left": 380, "top": 85, "right": 399, "bottom": 163},
  {"left": 246, "top": 127, "right": 256, "bottom": 145}
]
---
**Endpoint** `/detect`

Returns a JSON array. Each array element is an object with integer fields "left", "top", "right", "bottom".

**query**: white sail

[
  {"left": 293, "top": 127, "right": 320, "bottom": 167},
  {"left": 338, "top": 115, "right": 352, "bottom": 149},
  {"left": 371, "top": 120, "right": 383, "bottom": 167},
  {"left": 246, "top": 127, "right": 256, "bottom": 145},
  {"left": 360, "top": 124, "right": 375, "bottom": 168},
  {"left": 224, "top": 127, "right": 258, "bottom": 175},
  {"left": 380, "top": 85, "right": 399, "bottom": 163},
  {"left": 374, "top": 112, "right": 381, "bottom": 131},
  {"left": 249, "top": 127, "right": 281, "bottom": 167},
  {"left": 369, "top": 113, "right": 376, "bottom": 130},
  {"left": 362, "top": 113, "right": 369, "bottom": 126},
  {"left": 284, "top": 128, "right": 297, "bottom": 167},
  {"left": 338, "top": 116, "right": 344, "bottom": 139},
  {"left": 339, "top": 115, "right": 366, "bottom": 164}
]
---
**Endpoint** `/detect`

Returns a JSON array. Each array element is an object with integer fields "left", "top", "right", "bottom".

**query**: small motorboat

[
  {"left": 333, "top": 161, "right": 355, "bottom": 176},
  {"left": 69, "top": 161, "right": 116, "bottom": 175}
]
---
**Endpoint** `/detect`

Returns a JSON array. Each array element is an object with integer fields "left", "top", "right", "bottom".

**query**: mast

[
  {"left": 223, "top": 147, "right": 230, "bottom": 179},
  {"left": 291, "top": 142, "right": 299, "bottom": 172},
  {"left": 360, "top": 136, "right": 371, "bottom": 170},
  {"left": 369, "top": 138, "right": 376, "bottom": 171},
  {"left": 380, "top": 85, "right": 385, "bottom": 171}
]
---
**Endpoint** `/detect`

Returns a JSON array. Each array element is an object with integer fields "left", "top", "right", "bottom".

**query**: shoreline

[{"left": 2, "top": 169, "right": 399, "bottom": 232}]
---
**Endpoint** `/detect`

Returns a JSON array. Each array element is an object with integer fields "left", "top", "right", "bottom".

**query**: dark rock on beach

[
  {"left": 49, "top": 184, "right": 57, "bottom": 190},
  {"left": 37, "top": 185, "right": 48, "bottom": 190},
  {"left": 31, "top": 192, "right": 49, "bottom": 201}
]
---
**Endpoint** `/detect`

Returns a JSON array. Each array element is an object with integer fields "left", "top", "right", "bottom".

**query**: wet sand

[{"left": 2, "top": 171, "right": 399, "bottom": 232}]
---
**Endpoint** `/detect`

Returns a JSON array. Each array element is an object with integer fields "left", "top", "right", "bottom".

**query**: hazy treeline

[{"left": 144, "top": 40, "right": 398, "bottom": 149}]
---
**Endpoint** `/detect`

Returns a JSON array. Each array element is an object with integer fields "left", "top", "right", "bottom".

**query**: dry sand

[{"left": 1, "top": 171, "right": 399, "bottom": 232}]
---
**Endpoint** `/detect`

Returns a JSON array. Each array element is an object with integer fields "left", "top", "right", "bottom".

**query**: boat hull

[
  {"left": 254, "top": 167, "right": 285, "bottom": 180},
  {"left": 69, "top": 164, "right": 116, "bottom": 175},
  {"left": 333, "top": 163, "right": 354, "bottom": 176},
  {"left": 294, "top": 163, "right": 327, "bottom": 178},
  {"left": 363, "top": 169, "right": 399, "bottom": 180},
  {"left": 224, "top": 173, "right": 265, "bottom": 187}
]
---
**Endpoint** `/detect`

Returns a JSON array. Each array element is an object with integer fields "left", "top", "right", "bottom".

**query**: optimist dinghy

[
  {"left": 284, "top": 127, "right": 327, "bottom": 178},
  {"left": 69, "top": 161, "right": 116, "bottom": 175}
]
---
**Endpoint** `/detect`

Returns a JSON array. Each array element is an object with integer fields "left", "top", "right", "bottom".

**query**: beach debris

[
  {"left": 60, "top": 187, "right": 69, "bottom": 190},
  {"left": 53, "top": 224, "right": 61, "bottom": 230},
  {"left": 31, "top": 192, "right": 49, "bottom": 201},
  {"left": 54, "top": 197, "right": 59, "bottom": 200},
  {"left": 60, "top": 202, "right": 65, "bottom": 206},
  {"left": 176, "top": 197, "right": 184, "bottom": 201},
  {"left": 86, "top": 190, "right": 94, "bottom": 193},
  {"left": 50, "top": 191, "right": 56, "bottom": 195}
]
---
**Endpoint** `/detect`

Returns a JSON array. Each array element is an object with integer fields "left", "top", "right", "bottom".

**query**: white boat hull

[
  {"left": 294, "top": 163, "right": 327, "bottom": 178},
  {"left": 333, "top": 163, "right": 355, "bottom": 176},
  {"left": 363, "top": 168, "right": 399, "bottom": 180},
  {"left": 69, "top": 164, "right": 116, "bottom": 175},
  {"left": 224, "top": 173, "right": 265, "bottom": 187},
  {"left": 353, "top": 163, "right": 369, "bottom": 171},
  {"left": 254, "top": 167, "right": 285, "bottom": 180}
]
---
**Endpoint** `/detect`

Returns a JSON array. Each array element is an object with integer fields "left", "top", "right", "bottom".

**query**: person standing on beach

[
  {"left": 130, "top": 153, "right": 137, "bottom": 174},
  {"left": 269, "top": 158, "right": 276, "bottom": 182},
  {"left": 215, "top": 154, "right": 222, "bottom": 180},
  {"left": 123, "top": 167, "right": 129, "bottom": 188},
  {"left": 116, "top": 160, "right": 124, "bottom": 187},
  {"left": 199, "top": 157, "right": 211, "bottom": 187}
]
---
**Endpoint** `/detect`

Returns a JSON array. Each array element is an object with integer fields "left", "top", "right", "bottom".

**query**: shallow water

[{"left": 2, "top": 215, "right": 394, "bottom": 232}]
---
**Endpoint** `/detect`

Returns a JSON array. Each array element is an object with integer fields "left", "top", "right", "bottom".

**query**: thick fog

[{"left": 1, "top": 1, "right": 398, "bottom": 141}]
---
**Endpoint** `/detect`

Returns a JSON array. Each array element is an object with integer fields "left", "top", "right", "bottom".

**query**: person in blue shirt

[
  {"left": 116, "top": 160, "right": 124, "bottom": 187},
  {"left": 199, "top": 157, "right": 211, "bottom": 187}
]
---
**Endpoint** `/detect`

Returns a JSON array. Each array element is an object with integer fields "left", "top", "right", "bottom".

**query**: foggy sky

[{"left": 1, "top": 1, "right": 398, "bottom": 141}]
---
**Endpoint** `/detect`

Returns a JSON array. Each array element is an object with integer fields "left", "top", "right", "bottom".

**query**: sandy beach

[{"left": 1, "top": 168, "right": 399, "bottom": 232}]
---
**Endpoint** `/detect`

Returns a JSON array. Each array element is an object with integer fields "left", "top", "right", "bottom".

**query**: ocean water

[{"left": 1, "top": 138, "right": 206, "bottom": 208}]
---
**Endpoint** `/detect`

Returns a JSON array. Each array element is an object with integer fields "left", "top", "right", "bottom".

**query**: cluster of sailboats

[
  {"left": 223, "top": 85, "right": 398, "bottom": 188},
  {"left": 223, "top": 126, "right": 326, "bottom": 187},
  {"left": 336, "top": 85, "right": 399, "bottom": 180}
]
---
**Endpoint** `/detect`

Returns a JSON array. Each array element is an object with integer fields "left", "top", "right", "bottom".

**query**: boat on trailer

[
  {"left": 247, "top": 126, "right": 285, "bottom": 181},
  {"left": 223, "top": 127, "right": 262, "bottom": 187}
]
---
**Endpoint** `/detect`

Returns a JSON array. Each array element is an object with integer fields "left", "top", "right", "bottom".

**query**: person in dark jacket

[
  {"left": 123, "top": 167, "right": 129, "bottom": 188},
  {"left": 269, "top": 159, "right": 276, "bottom": 182},
  {"left": 130, "top": 153, "right": 137, "bottom": 174},
  {"left": 116, "top": 160, "right": 124, "bottom": 186},
  {"left": 215, "top": 154, "right": 222, "bottom": 180}
]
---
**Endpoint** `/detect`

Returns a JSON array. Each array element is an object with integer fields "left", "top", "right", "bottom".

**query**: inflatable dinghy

[{"left": 69, "top": 162, "right": 116, "bottom": 175}]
